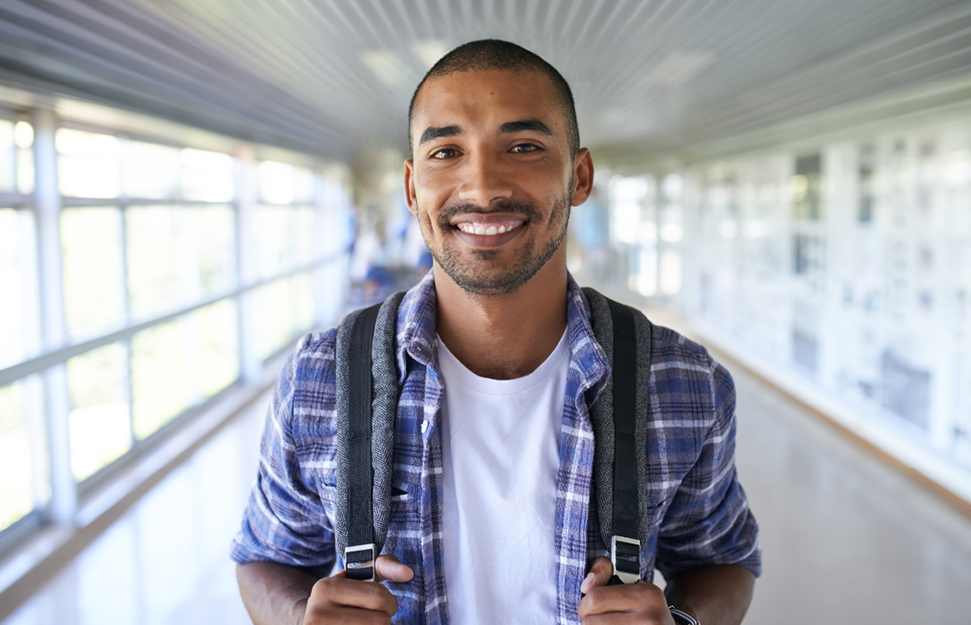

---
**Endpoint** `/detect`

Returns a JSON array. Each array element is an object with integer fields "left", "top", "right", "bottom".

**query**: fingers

[
  {"left": 374, "top": 554, "right": 415, "bottom": 583},
  {"left": 302, "top": 556, "right": 414, "bottom": 624},
  {"left": 581, "top": 557, "right": 615, "bottom": 594},
  {"left": 578, "top": 558, "right": 673, "bottom": 624},
  {"left": 577, "top": 585, "right": 673, "bottom": 624},
  {"left": 308, "top": 575, "right": 398, "bottom": 614}
]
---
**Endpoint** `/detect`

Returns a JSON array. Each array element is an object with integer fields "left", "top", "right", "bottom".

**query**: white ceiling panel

[{"left": 0, "top": 0, "right": 968, "bottom": 163}]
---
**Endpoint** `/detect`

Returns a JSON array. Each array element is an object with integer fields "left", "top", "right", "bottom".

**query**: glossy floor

[{"left": 4, "top": 342, "right": 971, "bottom": 624}]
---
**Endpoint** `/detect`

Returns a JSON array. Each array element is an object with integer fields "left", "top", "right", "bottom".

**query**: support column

[{"left": 32, "top": 107, "right": 76, "bottom": 525}]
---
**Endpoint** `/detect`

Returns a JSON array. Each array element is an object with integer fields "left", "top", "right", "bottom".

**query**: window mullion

[
  {"left": 235, "top": 149, "right": 261, "bottom": 385},
  {"left": 31, "top": 107, "right": 76, "bottom": 525}
]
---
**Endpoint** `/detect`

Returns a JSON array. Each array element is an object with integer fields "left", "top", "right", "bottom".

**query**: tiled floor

[
  {"left": 2, "top": 391, "right": 267, "bottom": 625},
  {"left": 4, "top": 341, "right": 971, "bottom": 624}
]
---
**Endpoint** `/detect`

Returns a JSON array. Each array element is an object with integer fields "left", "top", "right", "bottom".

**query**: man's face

[{"left": 405, "top": 69, "right": 592, "bottom": 297}]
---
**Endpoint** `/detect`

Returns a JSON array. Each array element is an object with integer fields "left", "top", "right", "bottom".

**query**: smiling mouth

[{"left": 455, "top": 220, "right": 525, "bottom": 236}]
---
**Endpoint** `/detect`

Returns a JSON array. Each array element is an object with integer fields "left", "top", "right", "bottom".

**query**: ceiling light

[
  {"left": 412, "top": 40, "right": 450, "bottom": 69},
  {"left": 362, "top": 49, "right": 410, "bottom": 88},
  {"left": 643, "top": 50, "right": 713, "bottom": 87}
]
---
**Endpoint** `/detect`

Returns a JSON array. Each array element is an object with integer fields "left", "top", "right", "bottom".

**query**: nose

[{"left": 457, "top": 150, "right": 513, "bottom": 208}]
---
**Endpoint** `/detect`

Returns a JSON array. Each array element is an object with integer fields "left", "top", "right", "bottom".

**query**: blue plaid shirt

[{"left": 232, "top": 272, "right": 761, "bottom": 624}]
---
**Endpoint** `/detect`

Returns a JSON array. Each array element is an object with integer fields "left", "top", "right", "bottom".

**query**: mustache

[{"left": 436, "top": 199, "right": 543, "bottom": 227}]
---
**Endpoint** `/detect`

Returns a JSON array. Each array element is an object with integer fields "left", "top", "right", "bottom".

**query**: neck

[{"left": 434, "top": 255, "right": 569, "bottom": 380}]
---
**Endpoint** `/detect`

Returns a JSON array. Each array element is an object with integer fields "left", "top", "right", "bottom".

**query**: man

[{"left": 233, "top": 40, "right": 760, "bottom": 624}]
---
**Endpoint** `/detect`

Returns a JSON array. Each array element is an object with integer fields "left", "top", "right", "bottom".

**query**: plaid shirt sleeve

[
  {"left": 230, "top": 330, "right": 339, "bottom": 573},
  {"left": 651, "top": 328, "right": 762, "bottom": 579}
]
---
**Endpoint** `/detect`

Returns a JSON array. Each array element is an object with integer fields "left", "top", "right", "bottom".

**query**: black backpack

[{"left": 333, "top": 287, "right": 653, "bottom": 585}]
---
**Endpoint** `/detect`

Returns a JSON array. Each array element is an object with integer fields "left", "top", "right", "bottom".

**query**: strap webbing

[
  {"left": 345, "top": 302, "right": 381, "bottom": 580},
  {"left": 607, "top": 298, "right": 640, "bottom": 581}
]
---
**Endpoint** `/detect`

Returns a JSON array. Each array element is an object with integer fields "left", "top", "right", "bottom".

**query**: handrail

[
  {"left": 0, "top": 252, "right": 346, "bottom": 387},
  {"left": 0, "top": 192, "right": 30, "bottom": 208}
]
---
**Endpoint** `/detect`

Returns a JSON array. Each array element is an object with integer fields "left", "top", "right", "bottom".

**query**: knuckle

[
  {"left": 633, "top": 582, "right": 666, "bottom": 610},
  {"left": 583, "top": 587, "right": 605, "bottom": 611},
  {"left": 310, "top": 576, "right": 337, "bottom": 598}
]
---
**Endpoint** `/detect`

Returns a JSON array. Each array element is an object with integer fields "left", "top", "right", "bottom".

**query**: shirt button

[{"left": 421, "top": 420, "right": 429, "bottom": 434}]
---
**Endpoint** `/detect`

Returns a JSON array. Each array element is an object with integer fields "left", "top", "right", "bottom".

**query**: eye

[
  {"left": 511, "top": 143, "right": 541, "bottom": 154},
  {"left": 430, "top": 147, "right": 459, "bottom": 159}
]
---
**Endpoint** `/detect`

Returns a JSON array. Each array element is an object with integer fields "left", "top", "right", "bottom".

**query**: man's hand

[
  {"left": 303, "top": 555, "right": 414, "bottom": 624},
  {"left": 577, "top": 557, "right": 677, "bottom": 624}
]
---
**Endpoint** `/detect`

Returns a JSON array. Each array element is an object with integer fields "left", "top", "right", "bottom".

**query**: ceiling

[{"left": 0, "top": 0, "right": 969, "bottom": 166}]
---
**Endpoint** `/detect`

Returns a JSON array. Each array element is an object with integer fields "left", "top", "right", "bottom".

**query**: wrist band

[{"left": 668, "top": 605, "right": 701, "bottom": 625}]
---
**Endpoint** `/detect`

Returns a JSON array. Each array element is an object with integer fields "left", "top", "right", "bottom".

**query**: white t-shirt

[{"left": 437, "top": 329, "right": 570, "bottom": 622}]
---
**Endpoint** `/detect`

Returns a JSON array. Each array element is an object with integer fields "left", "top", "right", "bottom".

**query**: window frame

[{"left": 0, "top": 112, "right": 351, "bottom": 549}]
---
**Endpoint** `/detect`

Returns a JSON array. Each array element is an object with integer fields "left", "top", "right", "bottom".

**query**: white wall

[{"left": 677, "top": 118, "right": 971, "bottom": 501}]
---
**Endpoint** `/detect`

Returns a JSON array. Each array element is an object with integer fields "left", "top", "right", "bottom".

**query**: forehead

[{"left": 411, "top": 69, "right": 563, "bottom": 135}]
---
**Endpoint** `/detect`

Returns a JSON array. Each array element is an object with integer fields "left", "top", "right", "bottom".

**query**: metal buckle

[
  {"left": 610, "top": 535, "right": 641, "bottom": 584},
  {"left": 345, "top": 543, "right": 376, "bottom": 582},
  {"left": 668, "top": 606, "right": 702, "bottom": 625}
]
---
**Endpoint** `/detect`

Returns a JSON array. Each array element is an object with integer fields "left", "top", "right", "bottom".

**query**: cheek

[{"left": 412, "top": 200, "right": 439, "bottom": 237}]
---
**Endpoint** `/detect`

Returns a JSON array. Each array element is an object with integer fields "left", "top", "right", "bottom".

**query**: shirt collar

[
  {"left": 396, "top": 269, "right": 439, "bottom": 384},
  {"left": 395, "top": 269, "right": 611, "bottom": 396}
]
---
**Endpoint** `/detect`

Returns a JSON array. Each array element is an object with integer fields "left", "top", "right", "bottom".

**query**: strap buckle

[
  {"left": 610, "top": 535, "right": 641, "bottom": 584},
  {"left": 345, "top": 543, "right": 376, "bottom": 582},
  {"left": 668, "top": 606, "right": 702, "bottom": 625}
]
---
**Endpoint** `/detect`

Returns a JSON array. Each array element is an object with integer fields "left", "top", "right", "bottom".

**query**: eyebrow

[
  {"left": 417, "top": 119, "right": 554, "bottom": 147},
  {"left": 499, "top": 119, "right": 553, "bottom": 136},
  {"left": 419, "top": 125, "right": 461, "bottom": 146}
]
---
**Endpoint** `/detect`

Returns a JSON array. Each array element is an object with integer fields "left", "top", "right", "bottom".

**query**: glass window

[
  {"left": 259, "top": 160, "right": 296, "bottom": 205},
  {"left": 0, "top": 377, "right": 49, "bottom": 532},
  {"left": 57, "top": 128, "right": 121, "bottom": 198},
  {"left": 126, "top": 206, "right": 186, "bottom": 320},
  {"left": 253, "top": 278, "right": 294, "bottom": 360},
  {"left": 659, "top": 250, "right": 682, "bottom": 296},
  {"left": 292, "top": 272, "right": 315, "bottom": 333},
  {"left": 253, "top": 206, "right": 297, "bottom": 278},
  {"left": 66, "top": 344, "right": 131, "bottom": 481},
  {"left": 0, "top": 121, "right": 33, "bottom": 195},
  {"left": 61, "top": 208, "right": 125, "bottom": 339},
  {"left": 124, "top": 140, "right": 179, "bottom": 199},
  {"left": 632, "top": 247, "right": 658, "bottom": 296},
  {"left": 180, "top": 149, "right": 233, "bottom": 202},
  {"left": 16, "top": 122, "right": 34, "bottom": 196},
  {"left": 194, "top": 299, "right": 239, "bottom": 398},
  {"left": 196, "top": 206, "right": 236, "bottom": 296},
  {"left": 0, "top": 120, "right": 13, "bottom": 191},
  {"left": 295, "top": 207, "right": 316, "bottom": 265},
  {"left": 0, "top": 208, "right": 40, "bottom": 369},
  {"left": 131, "top": 319, "right": 190, "bottom": 440},
  {"left": 314, "top": 264, "right": 343, "bottom": 326},
  {"left": 610, "top": 176, "right": 651, "bottom": 246},
  {"left": 295, "top": 167, "right": 315, "bottom": 203},
  {"left": 127, "top": 205, "right": 236, "bottom": 320}
]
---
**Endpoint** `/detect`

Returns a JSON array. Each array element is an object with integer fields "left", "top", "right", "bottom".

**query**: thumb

[
  {"left": 375, "top": 554, "right": 414, "bottom": 583},
  {"left": 581, "top": 557, "right": 614, "bottom": 594}
]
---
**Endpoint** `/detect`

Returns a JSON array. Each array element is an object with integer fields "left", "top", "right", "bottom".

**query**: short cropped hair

[{"left": 408, "top": 39, "right": 580, "bottom": 158}]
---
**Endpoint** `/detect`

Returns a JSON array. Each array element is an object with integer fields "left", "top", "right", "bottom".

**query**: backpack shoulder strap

[
  {"left": 582, "top": 287, "right": 654, "bottom": 584},
  {"left": 335, "top": 292, "right": 404, "bottom": 580}
]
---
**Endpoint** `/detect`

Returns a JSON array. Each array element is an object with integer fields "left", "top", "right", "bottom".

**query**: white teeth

[{"left": 456, "top": 222, "right": 517, "bottom": 235}]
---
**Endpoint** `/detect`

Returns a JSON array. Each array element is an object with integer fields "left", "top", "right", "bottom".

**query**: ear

[
  {"left": 404, "top": 159, "right": 418, "bottom": 216},
  {"left": 570, "top": 148, "right": 594, "bottom": 206}
]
